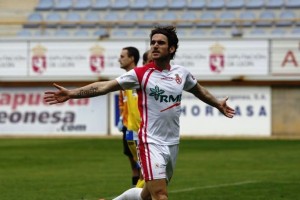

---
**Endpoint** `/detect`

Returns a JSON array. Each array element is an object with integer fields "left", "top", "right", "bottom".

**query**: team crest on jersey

[{"left": 175, "top": 74, "right": 182, "bottom": 84}]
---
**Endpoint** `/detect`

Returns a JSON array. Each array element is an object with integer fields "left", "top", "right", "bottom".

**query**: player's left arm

[{"left": 187, "top": 83, "right": 235, "bottom": 118}]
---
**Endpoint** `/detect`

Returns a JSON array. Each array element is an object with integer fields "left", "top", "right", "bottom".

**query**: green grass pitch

[{"left": 0, "top": 138, "right": 300, "bottom": 200}]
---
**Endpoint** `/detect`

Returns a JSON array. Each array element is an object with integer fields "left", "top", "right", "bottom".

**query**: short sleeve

[
  {"left": 183, "top": 72, "right": 197, "bottom": 91},
  {"left": 116, "top": 69, "right": 140, "bottom": 90}
]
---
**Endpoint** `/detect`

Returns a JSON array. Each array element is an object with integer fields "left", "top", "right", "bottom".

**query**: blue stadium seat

[
  {"left": 239, "top": 11, "right": 256, "bottom": 27},
  {"left": 93, "top": 28, "right": 109, "bottom": 37},
  {"left": 256, "top": 11, "right": 275, "bottom": 27},
  {"left": 197, "top": 12, "right": 216, "bottom": 27},
  {"left": 246, "top": 0, "right": 265, "bottom": 9},
  {"left": 286, "top": 0, "right": 300, "bottom": 8},
  {"left": 211, "top": 29, "right": 227, "bottom": 37},
  {"left": 226, "top": 0, "right": 245, "bottom": 9},
  {"left": 54, "top": 29, "right": 70, "bottom": 36},
  {"left": 24, "top": 12, "right": 43, "bottom": 28},
  {"left": 190, "top": 29, "right": 206, "bottom": 37},
  {"left": 130, "top": 0, "right": 149, "bottom": 10},
  {"left": 45, "top": 12, "right": 62, "bottom": 28},
  {"left": 35, "top": 0, "right": 54, "bottom": 11},
  {"left": 17, "top": 29, "right": 32, "bottom": 37},
  {"left": 169, "top": 0, "right": 187, "bottom": 10},
  {"left": 207, "top": 0, "right": 225, "bottom": 10},
  {"left": 111, "top": 29, "right": 129, "bottom": 37},
  {"left": 103, "top": 12, "right": 120, "bottom": 23},
  {"left": 61, "top": 12, "right": 81, "bottom": 28},
  {"left": 119, "top": 12, "right": 139, "bottom": 27},
  {"left": 266, "top": 0, "right": 284, "bottom": 9},
  {"left": 53, "top": 0, "right": 72, "bottom": 10},
  {"left": 132, "top": 29, "right": 148, "bottom": 37},
  {"left": 291, "top": 27, "right": 300, "bottom": 34},
  {"left": 81, "top": 12, "right": 100, "bottom": 28},
  {"left": 111, "top": 0, "right": 130, "bottom": 10},
  {"left": 177, "top": 11, "right": 197, "bottom": 28},
  {"left": 160, "top": 12, "right": 177, "bottom": 26},
  {"left": 271, "top": 28, "right": 286, "bottom": 36},
  {"left": 92, "top": 0, "right": 110, "bottom": 10},
  {"left": 176, "top": 29, "right": 187, "bottom": 38},
  {"left": 74, "top": 29, "right": 89, "bottom": 37},
  {"left": 217, "top": 12, "right": 236, "bottom": 27},
  {"left": 276, "top": 11, "right": 296, "bottom": 27},
  {"left": 187, "top": 0, "right": 206, "bottom": 10},
  {"left": 149, "top": 0, "right": 168, "bottom": 10},
  {"left": 73, "top": 0, "right": 91, "bottom": 10},
  {"left": 249, "top": 28, "right": 266, "bottom": 36},
  {"left": 139, "top": 12, "right": 158, "bottom": 28},
  {"left": 34, "top": 29, "right": 51, "bottom": 36}
]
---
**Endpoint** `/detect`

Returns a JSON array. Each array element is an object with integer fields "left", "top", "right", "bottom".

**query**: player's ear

[{"left": 169, "top": 46, "right": 175, "bottom": 54}]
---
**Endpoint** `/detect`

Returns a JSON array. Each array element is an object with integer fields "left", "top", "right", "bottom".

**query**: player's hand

[
  {"left": 219, "top": 97, "right": 235, "bottom": 118},
  {"left": 44, "top": 83, "right": 71, "bottom": 105}
]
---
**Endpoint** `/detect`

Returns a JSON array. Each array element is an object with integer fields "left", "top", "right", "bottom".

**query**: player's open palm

[
  {"left": 44, "top": 83, "right": 70, "bottom": 105},
  {"left": 219, "top": 97, "right": 235, "bottom": 118}
]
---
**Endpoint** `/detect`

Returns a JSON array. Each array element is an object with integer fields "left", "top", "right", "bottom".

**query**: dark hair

[
  {"left": 150, "top": 26, "right": 179, "bottom": 59},
  {"left": 123, "top": 46, "right": 140, "bottom": 65},
  {"left": 143, "top": 50, "right": 150, "bottom": 64}
]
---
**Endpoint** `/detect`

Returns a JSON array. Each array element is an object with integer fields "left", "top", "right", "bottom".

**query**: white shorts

[{"left": 138, "top": 143, "right": 179, "bottom": 183}]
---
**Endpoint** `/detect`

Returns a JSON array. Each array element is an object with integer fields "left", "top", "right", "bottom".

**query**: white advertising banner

[
  {"left": 110, "top": 87, "right": 271, "bottom": 136},
  {"left": 271, "top": 40, "right": 300, "bottom": 75},
  {"left": 0, "top": 41, "right": 27, "bottom": 76},
  {"left": 0, "top": 87, "right": 108, "bottom": 135},
  {"left": 172, "top": 40, "right": 269, "bottom": 76},
  {"left": 28, "top": 41, "right": 146, "bottom": 78}
]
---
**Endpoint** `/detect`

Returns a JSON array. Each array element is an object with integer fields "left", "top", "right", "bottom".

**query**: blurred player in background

[
  {"left": 142, "top": 49, "right": 152, "bottom": 65},
  {"left": 117, "top": 46, "right": 144, "bottom": 188},
  {"left": 44, "top": 26, "right": 235, "bottom": 200}
]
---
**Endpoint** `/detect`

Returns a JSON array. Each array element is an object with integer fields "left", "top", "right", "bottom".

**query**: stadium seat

[
  {"left": 245, "top": 0, "right": 265, "bottom": 9},
  {"left": 17, "top": 29, "right": 32, "bottom": 37},
  {"left": 54, "top": 29, "right": 70, "bottom": 36},
  {"left": 130, "top": 0, "right": 149, "bottom": 10},
  {"left": 149, "top": 0, "right": 168, "bottom": 10},
  {"left": 35, "top": 0, "right": 54, "bottom": 11},
  {"left": 256, "top": 11, "right": 275, "bottom": 27},
  {"left": 74, "top": 29, "right": 90, "bottom": 37},
  {"left": 265, "top": 0, "right": 285, "bottom": 9},
  {"left": 169, "top": 0, "right": 187, "bottom": 10},
  {"left": 217, "top": 12, "right": 236, "bottom": 27},
  {"left": 81, "top": 12, "right": 100, "bottom": 28},
  {"left": 190, "top": 29, "right": 206, "bottom": 37},
  {"left": 176, "top": 29, "right": 187, "bottom": 38},
  {"left": 139, "top": 12, "right": 158, "bottom": 28},
  {"left": 92, "top": 0, "right": 110, "bottom": 10},
  {"left": 187, "top": 0, "right": 206, "bottom": 10},
  {"left": 103, "top": 12, "right": 120, "bottom": 24},
  {"left": 271, "top": 28, "right": 286, "bottom": 36},
  {"left": 132, "top": 29, "right": 148, "bottom": 37},
  {"left": 24, "top": 12, "right": 43, "bottom": 28},
  {"left": 249, "top": 28, "right": 266, "bottom": 36},
  {"left": 226, "top": 0, "right": 245, "bottom": 9},
  {"left": 61, "top": 12, "right": 81, "bottom": 28},
  {"left": 119, "top": 12, "right": 139, "bottom": 27},
  {"left": 45, "top": 12, "right": 62, "bottom": 28},
  {"left": 111, "top": 29, "right": 129, "bottom": 37},
  {"left": 53, "top": 0, "right": 72, "bottom": 10},
  {"left": 207, "top": 0, "right": 225, "bottom": 10},
  {"left": 177, "top": 11, "right": 197, "bottom": 28},
  {"left": 93, "top": 28, "right": 109, "bottom": 37},
  {"left": 34, "top": 29, "right": 51, "bottom": 36},
  {"left": 196, "top": 12, "right": 216, "bottom": 27},
  {"left": 73, "top": 0, "right": 91, "bottom": 10},
  {"left": 286, "top": 0, "right": 300, "bottom": 8},
  {"left": 111, "top": 0, "right": 130, "bottom": 10},
  {"left": 239, "top": 11, "right": 256, "bottom": 27},
  {"left": 160, "top": 12, "right": 177, "bottom": 26},
  {"left": 211, "top": 29, "right": 227, "bottom": 37},
  {"left": 291, "top": 27, "right": 300, "bottom": 35},
  {"left": 276, "top": 11, "right": 296, "bottom": 27}
]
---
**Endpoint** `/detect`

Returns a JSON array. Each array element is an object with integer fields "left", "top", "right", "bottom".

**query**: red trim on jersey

[{"left": 134, "top": 65, "right": 155, "bottom": 180}]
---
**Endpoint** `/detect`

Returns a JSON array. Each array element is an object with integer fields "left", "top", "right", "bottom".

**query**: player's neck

[{"left": 154, "top": 60, "right": 170, "bottom": 70}]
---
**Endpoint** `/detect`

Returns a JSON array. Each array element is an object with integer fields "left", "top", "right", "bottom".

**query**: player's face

[
  {"left": 119, "top": 49, "right": 133, "bottom": 71},
  {"left": 150, "top": 34, "right": 172, "bottom": 61}
]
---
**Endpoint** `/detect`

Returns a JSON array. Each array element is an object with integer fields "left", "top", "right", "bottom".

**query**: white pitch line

[{"left": 169, "top": 180, "right": 260, "bottom": 193}]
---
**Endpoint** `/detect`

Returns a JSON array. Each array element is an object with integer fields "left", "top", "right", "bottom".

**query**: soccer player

[
  {"left": 142, "top": 50, "right": 152, "bottom": 65},
  {"left": 44, "top": 26, "right": 235, "bottom": 200},
  {"left": 117, "top": 46, "right": 143, "bottom": 187}
]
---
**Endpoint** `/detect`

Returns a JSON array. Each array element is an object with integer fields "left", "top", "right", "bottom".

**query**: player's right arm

[{"left": 44, "top": 80, "right": 122, "bottom": 105}]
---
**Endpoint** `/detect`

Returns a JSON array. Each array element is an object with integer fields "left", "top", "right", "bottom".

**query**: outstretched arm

[
  {"left": 188, "top": 83, "right": 235, "bottom": 118},
  {"left": 44, "top": 80, "right": 122, "bottom": 105}
]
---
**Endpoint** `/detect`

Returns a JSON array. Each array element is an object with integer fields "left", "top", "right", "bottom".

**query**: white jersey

[{"left": 116, "top": 62, "right": 197, "bottom": 145}]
